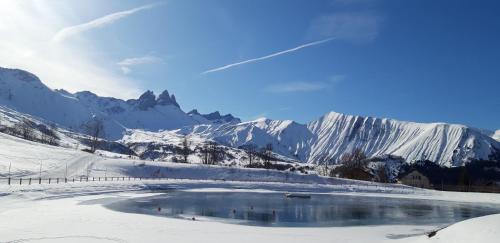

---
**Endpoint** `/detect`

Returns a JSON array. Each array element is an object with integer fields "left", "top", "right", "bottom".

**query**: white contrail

[
  {"left": 52, "top": 3, "right": 157, "bottom": 43},
  {"left": 202, "top": 37, "right": 336, "bottom": 74}
]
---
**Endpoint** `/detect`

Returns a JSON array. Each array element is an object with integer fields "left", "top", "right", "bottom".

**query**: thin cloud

[
  {"left": 117, "top": 55, "right": 164, "bottom": 74},
  {"left": 117, "top": 55, "right": 163, "bottom": 66},
  {"left": 52, "top": 3, "right": 157, "bottom": 43},
  {"left": 0, "top": 2, "right": 143, "bottom": 99},
  {"left": 308, "top": 12, "right": 381, "bottom": 43},
  {"left": 330, "top": 74, "right": 346, "bottom": 83},
  {"left": 265, "top": 81, "right": 327, "bottom": 93},
  {"left": 264, "top": 75, "right": 345, "bottom": 93},
  {"left": 202, "top": 37, "right": 335, "bottom": 74}
]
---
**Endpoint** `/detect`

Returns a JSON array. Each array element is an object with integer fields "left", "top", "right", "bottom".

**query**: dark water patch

[{"left": 105, "top": 191, "right": 500, "bottom": 227}]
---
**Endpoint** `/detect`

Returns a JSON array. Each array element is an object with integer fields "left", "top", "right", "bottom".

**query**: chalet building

[{"left": 400, "top": 170, "right": 431, "bottom": 188}]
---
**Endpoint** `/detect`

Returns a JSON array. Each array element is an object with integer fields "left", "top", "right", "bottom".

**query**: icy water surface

[{"left": 105, "top": 191, "right": 500, "bottom": 227}]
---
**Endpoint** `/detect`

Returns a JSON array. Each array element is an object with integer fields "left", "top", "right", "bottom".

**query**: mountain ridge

[{"left": 0, "top": 66, "right": 498, "bottom": 166}]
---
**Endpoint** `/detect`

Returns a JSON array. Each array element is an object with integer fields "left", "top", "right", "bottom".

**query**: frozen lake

[{"left": 106, "top": 191, "right": 500, "bottom": 227}]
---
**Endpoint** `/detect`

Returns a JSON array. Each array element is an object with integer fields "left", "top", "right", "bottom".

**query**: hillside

[
  {"left": 0, "top": 67, "right": 198, "bottom": 139},
  {"left": 180, "top": 112, "right": 500, "bottom": 166},
  {"left": 0, "top": 67, "right": 499, "bottom": 166}
]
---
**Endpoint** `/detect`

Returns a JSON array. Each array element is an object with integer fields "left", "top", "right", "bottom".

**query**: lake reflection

[{"left": 106, "top": 191, "right": 500, "bottom": 227}]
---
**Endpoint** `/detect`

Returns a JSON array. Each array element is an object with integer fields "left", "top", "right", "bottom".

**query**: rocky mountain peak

[
  {"left": 157, "top": 90, "right": 180, "bottom": 108},
  {"left": 187, "top": 109, "right": 200, "bottom": 116},
  {"left": 137, "top": 90, "right": 157, "bottom": 110}
]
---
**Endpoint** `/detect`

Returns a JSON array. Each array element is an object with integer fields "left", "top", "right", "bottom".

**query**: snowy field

[
  {"left": 1, "top": 180, "right": 500, "bottom": 243},
  {"left": 1, "top": 132, "right": 500, "bottom": 243}
]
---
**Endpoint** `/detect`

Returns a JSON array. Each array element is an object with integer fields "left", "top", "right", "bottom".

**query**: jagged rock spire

[
  {"left": 137, "top": 90, "right": 156, "bottom": 110},
  {"left": 157, "top": 90, "right": 180, "bottom": 108}
]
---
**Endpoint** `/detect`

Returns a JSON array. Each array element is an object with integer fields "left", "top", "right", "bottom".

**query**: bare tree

[
  {"left": 374, "top": 165, "right": 389, "bottom": 183},
  {"left": 83, "top": 118, "right": 105, "bottom": 153},
  {"left": 261, "top": 143, "right": 274, "bottom": 168},
  {"left": 243, "top": 144, "right": 257, "bottom": 166},
  {"left": 201, "top": 143, "right": 209, "bottom": 164},
  {"left": 39, "top": 124, "right": 59, "bottom": 146},
  {"left": 340, "top": 148, "right": 367, "bottom": 169},
  {"left": 207, "top": 141, "right": 222, "bottom": 165},
  {"left": 180, "top": 136, "right": 191, "bottom": 163},
  {"left": 333, "top": 148, "right": 371, "bottom": 180},
  {"left": 317, "top": 155, "right": 334, "bottom": 176},
  {"left": 14, "top": 119, "right": 36, "bottom": 141}
]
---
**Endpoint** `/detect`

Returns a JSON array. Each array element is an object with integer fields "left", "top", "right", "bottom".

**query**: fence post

[
  {"left": 8, "top": 177, "right": 10, "bottom": 185},
  {"left": 49, "top": 178, "right": 51, "bottom": 184},
  {"left": 57, "top": 178, "right": 59, "bottom": 184},
  {"left": 65, "top": 178, "right": 67, "bottom": 183},
  {"left": 72, "top": 178, "right": 75, "bottom": 182},
  {"left": 39, "top": 178, "right": 41, "bottom": 184},
  {"left": 19, "top": 178, "right": 22, "bottom": 185},
  {"left": 29, "top": 178, "right": 32, "bottom": 185}
]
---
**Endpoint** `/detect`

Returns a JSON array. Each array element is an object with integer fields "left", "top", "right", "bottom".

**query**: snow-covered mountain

[
  {"left": 187, "top": 109, "right": 241, "bottom": 124},
  {"left": 0, "top": 67, "right": 499, "bottom": 166},
  {"left": 0, "top": 67, "right": 199, "bottom": 139},
  {"left": 179, "top": 112, "right": 500, "bottom": 166},
  {"left": 306, "top": 112, "right": 499, "bottom": 166},
  {"left": 178, "top": 118, "right": 313, "bottom": 161},
  {"left": 119, "top": 129, "right": 298, "bottom": 165}
]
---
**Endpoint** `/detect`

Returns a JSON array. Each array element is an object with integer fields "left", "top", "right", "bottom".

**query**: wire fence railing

[
  {"left": 0, "top": 175, "right": 423, "bottom": 195},
  {"left": 0, "top": 176, "right": 160, "bottom": 185}
]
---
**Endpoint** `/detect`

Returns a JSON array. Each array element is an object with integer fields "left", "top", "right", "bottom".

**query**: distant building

[{"left": 400, "top": 170, "right": 431, "bottom": 188}]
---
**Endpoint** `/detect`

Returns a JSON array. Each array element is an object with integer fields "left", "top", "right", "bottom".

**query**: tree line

[{"left": 0, "top": 119, "right": 59, "bottom": 146}]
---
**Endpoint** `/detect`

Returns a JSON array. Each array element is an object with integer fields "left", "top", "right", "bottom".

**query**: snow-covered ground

[
  {"left": 1, "top": 119, "right": 500, "bottom": 243},
  {"left": 1, "top": 180, "right": 500, "bottom": 243}
]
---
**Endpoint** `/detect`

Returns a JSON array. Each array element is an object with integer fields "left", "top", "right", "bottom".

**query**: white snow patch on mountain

[{"left": 493, "top": 130, "right": 500, "bottom": 142}]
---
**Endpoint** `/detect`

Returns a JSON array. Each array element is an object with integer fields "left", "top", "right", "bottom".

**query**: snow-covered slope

[
  {"left": 308, "top": 112, "right": 500, "bottom": 166},
  {"left": 181, "top": 112, "right": 500, "bottom": 166},
  {"left": 0, "top": 68, "right": 95, "bottom": 131},
  {"left": 120, "top": 129, "right": 299, "bottom": 165},
  {"left": 0, "top": 67, "right": 198, "bottom": 139},
  {"left": 1, "top": 67, "right": 498, "bottom": 166},
  {"left": 179, "top": 118, "right": 313, "bottom": 161},
  {"left": 493, "top": 130, "right": 500, "bottom": 142}
]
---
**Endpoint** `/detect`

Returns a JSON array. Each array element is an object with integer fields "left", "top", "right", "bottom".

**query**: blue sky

[{"left": 0, "top": 0, "right": 499, "bottom": 130}]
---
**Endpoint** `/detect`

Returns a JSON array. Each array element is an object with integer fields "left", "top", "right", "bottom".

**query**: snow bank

[{"left": 414, "top": 214, "right": 500, "bottom": 243}]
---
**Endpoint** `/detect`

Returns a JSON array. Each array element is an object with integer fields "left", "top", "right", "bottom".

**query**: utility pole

[
  {"left": 39, "top": 161, "right": 42, "bottom": 179},
  {"left": 8, "top": 162, "right": 11, "bottom": 178}
]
